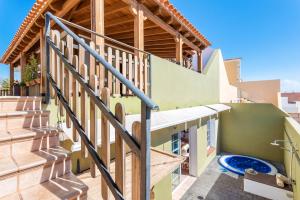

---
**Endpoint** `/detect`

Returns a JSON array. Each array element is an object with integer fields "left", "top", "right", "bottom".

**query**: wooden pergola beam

[
  {"left": 197, "top": 50, "right": 203, "bottom": 73},
  {"left": 175, "top": 36, "right": 183, "bottom": 65},
  {"left": 133, "top": 3, "right": 144, "bottom": 56},
  {"left": 49, "top": 1, "right": 63, "bottom": 12},
  {"left": 121, "top": 0, "right": 201, "bottom": 52}
]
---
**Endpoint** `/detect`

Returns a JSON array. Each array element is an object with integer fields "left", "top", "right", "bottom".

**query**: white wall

[{"left": 281, "top": 97, "right": 300, "bottom": 113}]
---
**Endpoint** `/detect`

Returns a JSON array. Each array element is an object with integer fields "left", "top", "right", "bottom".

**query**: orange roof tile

[
  {"left": 159, "top": 0, "right": 210, "bottom": 46},
  {"left": 1, "top": 0, "right": 211, "bottom": 64},
  {"left": 1, "top": 0, "right": 48, "bottom": 64}
]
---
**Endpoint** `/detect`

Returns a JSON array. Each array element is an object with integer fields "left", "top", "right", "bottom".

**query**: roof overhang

[
  {"left": 1, "top": 0, "right": 211, "bottom": 64},
  {"left": 69, "top": 104, "right": 230, "bottom": 151},
  {"left": 125, "top": 104, "right": 231, "bottom": 132}
]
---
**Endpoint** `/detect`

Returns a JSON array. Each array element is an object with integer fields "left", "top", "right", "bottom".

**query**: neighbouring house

[
  {"left": 282, "top": 92, "right": 300, "bottom": 123},
  {"left": 0, "top": 0, "right": 299, "bottom": 200},
  {"left": 224, "top": 58, "right": 281, "bottom": 107}
]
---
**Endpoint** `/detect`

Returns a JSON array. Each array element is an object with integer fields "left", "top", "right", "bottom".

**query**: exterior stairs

[{"left": 0, "top": 96, "right": 88, "bottom": 200}]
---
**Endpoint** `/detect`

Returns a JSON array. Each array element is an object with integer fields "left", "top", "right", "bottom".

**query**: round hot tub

[{"left": 218, "top": 155, "right": 277, "bottom": 175}]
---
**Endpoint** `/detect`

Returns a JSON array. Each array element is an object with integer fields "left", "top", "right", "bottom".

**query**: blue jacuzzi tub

[{"left": 218, "top": 155, "right": 277, "bottom": 175}]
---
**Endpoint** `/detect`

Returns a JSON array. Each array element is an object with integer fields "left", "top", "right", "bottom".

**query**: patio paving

[{"left": 180, "top": 156, "right": 270, "bottom": 200}]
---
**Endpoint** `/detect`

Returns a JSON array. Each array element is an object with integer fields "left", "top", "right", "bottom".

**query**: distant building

[{"left": 281, "top": 92, "right": 300, "bottom": 123}]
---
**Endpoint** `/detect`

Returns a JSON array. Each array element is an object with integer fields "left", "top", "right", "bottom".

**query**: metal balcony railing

[{"left": 45, "top": 12, "right": 158, "bottom": 200}]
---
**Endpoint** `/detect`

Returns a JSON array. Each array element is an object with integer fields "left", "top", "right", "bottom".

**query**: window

[
  {"left": 207, "top": 118, "right": 216, "bottom": 148},
  {"left": 171, "top": 133, "right": 180, "bottom": 155},
  {"left": 171, "top": 167, "right": 181, "bottom": 190},
  {"left": 171, "top": 133, "right": 181, "bottom": 190}
]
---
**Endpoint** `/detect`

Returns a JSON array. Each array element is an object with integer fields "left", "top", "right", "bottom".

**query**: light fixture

[
  {"left": 270, "top": 139, "right": 298, "bottom": 185},
  {"left": 270, "top": 140, "right": 298, "bottom": 152}
]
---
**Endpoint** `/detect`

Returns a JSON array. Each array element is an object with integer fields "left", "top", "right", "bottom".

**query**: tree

[
  {"left": 0, "top": 78, "right": 10, "bottom": 89},
  {"left": 24, "top": 54, "right": 39, "bottom": 82}
]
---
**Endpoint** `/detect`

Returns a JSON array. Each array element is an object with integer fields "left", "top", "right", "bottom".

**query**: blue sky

[{"left": 0, "top": 0, "right": 300, "bottom": 91}]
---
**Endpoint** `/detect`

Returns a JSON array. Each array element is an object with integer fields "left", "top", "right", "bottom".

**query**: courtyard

[{"left": 180, "top": 156, "right": 285, "bottom": 200}]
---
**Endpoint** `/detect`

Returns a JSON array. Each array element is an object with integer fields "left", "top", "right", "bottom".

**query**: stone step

[
  {"left": 0, "top": 110, "right": 50, "bottom": 130},
  {"left": 0, "top": 173, "right": 88, "bottom": 200},
  {"left": 0, "top": 127, "right": 60, "bottom": 158},
  {"left": 0, "top": 96, "right": 42, "bottom": 112},
  {"left": 0, "top": 147, "right": 71, "bottom": 198}
]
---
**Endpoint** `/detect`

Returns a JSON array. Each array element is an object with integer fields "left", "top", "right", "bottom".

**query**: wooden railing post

[
  {"left": 80, "top": 64, "right": 88, "bottom": 158},
  {"left": 107, "top": 47, "right": 113, "bottom": 94},
  {"left": 115, "top": 103, "right": 126, "bottom": 194},
  {"left": 53, "top": 30, "right": 61, "bottom": 105},
  {"left": 122, "top": 52, "right": 127, "bottom": 95},
  {"left": 64, "top": 49, "right": 71, "bottom": 128},
  {"left": 101, "top": 87, "right": 110, "bottom": 199},
  {"left": 114, "top": 50, "right": 121, "bottom": 96},
  {"left": 132, "top": 121, "right": 141, "bottom": 200},
  {"left": 90, "top": 74, "right": 99, "bottom": 178},
  {"left": 45, "top": 13, "right": 158, "bottom": 200},
  {"left": 59, "top": 40, "right": 65, "bottom": 116},
  {"left": 72, "top": 55, "right": 79, "bottom": 142}
]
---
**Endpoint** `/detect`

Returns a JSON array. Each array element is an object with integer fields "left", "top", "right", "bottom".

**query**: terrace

[{"left": 170, "top": 103, "right": 300, "bottom": 200}]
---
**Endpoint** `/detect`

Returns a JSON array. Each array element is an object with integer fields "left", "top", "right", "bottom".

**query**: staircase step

[
  {"left": 0, "top": 158, "right": 18, "bottom": 197},
  {"left": 0, "top": 147, "right": 71, "bottom": 198},
  {"left": 0, "top": 173, "right": 88, "bottom": 200},
  {"left": 0, "top": 127, "right": 60, "bottom": 157},
  {"left": 0, "top": 96, "right": 42, "bottom": 112},
  {"left": 0, "top": 110, "right": 50, "bottom": 130}
]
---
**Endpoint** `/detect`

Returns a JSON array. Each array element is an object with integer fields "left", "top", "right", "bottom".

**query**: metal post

[
  {"left": 45, "top": 14, "right": 51, "bottom": 104},
  {"left": 141, "top": 102, "right": 151, "bottom": 200}
]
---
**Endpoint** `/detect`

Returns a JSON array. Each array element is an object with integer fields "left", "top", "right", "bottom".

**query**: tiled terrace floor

[{"left": 180, "top": 156, "right": 269, "bottom": 200}]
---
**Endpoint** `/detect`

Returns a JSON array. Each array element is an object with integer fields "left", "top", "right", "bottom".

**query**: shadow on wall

[{"left": 219, "top": 103, "right": 287, "bottom": 163}]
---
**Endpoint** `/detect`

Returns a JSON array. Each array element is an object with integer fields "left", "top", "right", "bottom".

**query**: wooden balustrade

[
  {"left": 48, "top": 28, "right": 149, "bottom": 199},
  {"left": 51, "top": 30, "right": 150, "bottom": 97},
  {"left": 0, "top": 89, "right": 10, "bottom": 96}
]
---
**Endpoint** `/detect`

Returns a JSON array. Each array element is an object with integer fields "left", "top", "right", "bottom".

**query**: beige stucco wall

[
  {"left": 224, "top": 59, "right": 241, "bottom": 85},
  {"left": 217, "top": 55, "right": 239, "bottom": 103},
  {"left": 234, "top": 79, "right": 281, "bottom": 107}
]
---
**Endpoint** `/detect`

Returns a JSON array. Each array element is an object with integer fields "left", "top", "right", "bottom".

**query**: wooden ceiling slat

[
  {"left": 105, "top": 17, "right": 133, "bottom": 28},
  {"left": 105, "top": 3, "right": 128, "bottom": 16},
  {"left": 71, "top": 4, "right": 90, "bottom": 19}
]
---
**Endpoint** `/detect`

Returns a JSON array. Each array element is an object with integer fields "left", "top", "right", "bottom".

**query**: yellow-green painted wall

[
  {"left": 151, "top": 116, "right": 219, "bottom": 199},
  {"left": 151, "top": 55, "right": 220, "bottom": 111},
  {"left": 150, "top": 51, "right": 238, "bottom": 111},
  {"left": 195, "top": 117, "right": 218, "bottom": 176},
  {"left": 283, "top": 117, "right": 300, "bottom": 200},
  {"left": 220, "top": 103, "right": 287, "bottom": 163}
]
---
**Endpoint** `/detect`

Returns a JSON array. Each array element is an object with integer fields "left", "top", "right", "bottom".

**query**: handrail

[
  {"left": 47, "top": 73, "right": 124, "bottom": 200},
  {"left": 45, "top": 12, "right": 158, "bottom": 110},
  {"left": 46, "top": 38, "right": 141, "bottom": 154},
  {"left": 45, "top": 12, "right": 155, "bottom": 200},
  {"left": 57, "top": 16, "right": 151, "bottom": 56}
]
